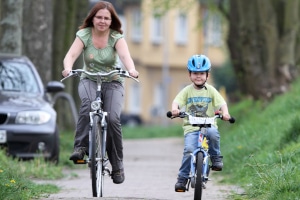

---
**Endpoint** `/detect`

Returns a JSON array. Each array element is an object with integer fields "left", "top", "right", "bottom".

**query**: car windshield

[{"left": 0, "top": 60, "right": 40, "bottom": 93}]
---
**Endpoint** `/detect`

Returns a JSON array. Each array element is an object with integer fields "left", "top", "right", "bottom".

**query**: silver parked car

[{"left": 0, "top": 54, "right": 64, "bottom": 163}]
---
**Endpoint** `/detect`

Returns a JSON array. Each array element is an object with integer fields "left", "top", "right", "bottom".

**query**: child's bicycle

[
  {"left": 167, "top": 111, "right": 235, "bottom": 200},
  {"left": 61, "top": 68, "right": 138, "bottom": 197}
]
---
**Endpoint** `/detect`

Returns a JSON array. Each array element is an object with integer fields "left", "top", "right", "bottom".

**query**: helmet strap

[{"left": 194, "top": 82, "right": 207, "bottom": 89}]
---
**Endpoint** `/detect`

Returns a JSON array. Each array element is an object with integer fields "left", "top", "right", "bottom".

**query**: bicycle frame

[
  {"left": 189, "top": 128, "right": 210, "bottom": 188},
  {"left": 61, "top": 68, "right": 139, "bottom": 197}
]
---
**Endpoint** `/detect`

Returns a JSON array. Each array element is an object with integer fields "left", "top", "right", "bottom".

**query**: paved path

[{"left": 39, "top": 138, "right": 241, "bottom": 200}]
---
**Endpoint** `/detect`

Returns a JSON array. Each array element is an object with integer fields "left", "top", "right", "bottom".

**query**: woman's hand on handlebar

[
  {"left": 128, "top": 69, "right": 139, "bottom": 78},
  {"left": 62, "top": 68, "right": 72, "bottom": 77}
]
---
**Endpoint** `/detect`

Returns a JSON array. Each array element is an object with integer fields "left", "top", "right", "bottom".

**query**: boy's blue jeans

[{"left": 178, "top": 126, "right": 220, "bottom": 179}]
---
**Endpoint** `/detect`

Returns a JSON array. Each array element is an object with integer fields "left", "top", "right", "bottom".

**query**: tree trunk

[
  {"left": 52, "top": 0, "right": 89, "bottom": 130},
  {"left": 0, "top": 0, "right": 23, "bottom": 55},
  {"left": 228, "top": 0, "right": 299, "bottom": 100},
  {"left": 22, "top": 0, "right": 53, "bottom": 84}
]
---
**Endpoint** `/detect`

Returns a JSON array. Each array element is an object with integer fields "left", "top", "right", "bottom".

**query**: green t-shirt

[
  {"left": 76, "top": 27, "right": 124, "bottom": 83},
  {"left": 173, "top": 83, "right": 226, "bottom": 134}
]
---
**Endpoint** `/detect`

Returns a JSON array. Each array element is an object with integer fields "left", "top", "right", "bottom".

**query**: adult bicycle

[
  {"left": 61, "top": 68, "right": 138, "bottom": 197},
  {"left": 167, "top": 111, "right": 235, "bottom": 200}
]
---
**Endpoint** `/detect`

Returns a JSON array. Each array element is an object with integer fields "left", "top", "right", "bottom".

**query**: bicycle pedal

[
  {"left": 73, "top": 159, "right": 87, "bottom": 164},
  {"left": 175, "top": 188, "right": 186, "bottom": 192},
  {"left": 211, "top": 165, "right": 223, "bottom": 171}
]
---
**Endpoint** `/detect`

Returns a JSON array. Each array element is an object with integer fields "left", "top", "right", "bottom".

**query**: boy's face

[{"left": 189, "top": 71, "right": 209, "bottom": 86}]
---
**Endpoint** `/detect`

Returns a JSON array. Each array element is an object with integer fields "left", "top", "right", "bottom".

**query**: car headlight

[{"left": 16, "top": 111, "right": 51, "bottom": 124}]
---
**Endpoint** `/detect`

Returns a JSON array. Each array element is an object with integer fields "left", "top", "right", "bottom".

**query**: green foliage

[
  {"left": 211, "top": 59, "right": 238, "bottom": 95},
  {"left": 218, "top": 78, "right": 300, "bottom": 199},
  {"left": 279, "top": 116, "right": 300, "bottom": 149},
  {"left": 122, "top": 124, "right": 183, "bottom": 139},
  {"left": 245, "top": 150, "right": 300, "bottom": 199},
  {"left": 0, "top": 151, "right": 59, "bottom": 200},
  {"left": 149, "top": 0, "right": 198, "bottom": 16},
  {"left": 58, "top": 131, "right": 80, "bottom": 168}
]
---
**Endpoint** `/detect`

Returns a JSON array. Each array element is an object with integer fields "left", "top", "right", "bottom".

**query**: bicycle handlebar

[
  {"left": 60, "top": 68, "right": 139, "bottom": 83},
  {"left": 166, "top": 111, "right": 235, "bottom": 124}
]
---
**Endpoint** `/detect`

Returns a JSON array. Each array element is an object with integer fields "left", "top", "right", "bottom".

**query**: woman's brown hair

[{"left": 79, "top": 1, "right": 123, "bottom": 34}]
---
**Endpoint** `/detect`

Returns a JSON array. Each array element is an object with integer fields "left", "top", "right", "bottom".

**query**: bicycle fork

[
  {"left": 188, "top": 149, "right": 210, "bottom": 189},
  {"left": 100, "top": 112, "right": 111, "bottom": 177},
  {"left": 191, "top": 149, "right": 209, "bottom": 175}
]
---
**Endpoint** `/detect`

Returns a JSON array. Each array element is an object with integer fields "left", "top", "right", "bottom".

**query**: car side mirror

[{"left": 46, "top": 81, "right": 65, "bottom": 93}]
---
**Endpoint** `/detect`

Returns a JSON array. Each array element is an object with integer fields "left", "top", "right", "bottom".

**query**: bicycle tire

[
  {"left": 194, "top": 152, "right": 204, "bottom": 200},
  {"left": 91, "top": 115, "right": 104, "bottom": 197}
]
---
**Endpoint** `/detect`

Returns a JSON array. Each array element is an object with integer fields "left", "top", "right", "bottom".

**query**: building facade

[{"left": 121, "top": 0, "right": 227, "bottom": 125}]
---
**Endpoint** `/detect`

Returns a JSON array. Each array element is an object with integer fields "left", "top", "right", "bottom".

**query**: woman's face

[{"left": 93, "top": 9, "right": 112, "bottom": 32}]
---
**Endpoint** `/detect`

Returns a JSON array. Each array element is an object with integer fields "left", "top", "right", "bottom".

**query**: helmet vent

[{"left": 202, "top": 59, "right": 206, "bottom": 67}]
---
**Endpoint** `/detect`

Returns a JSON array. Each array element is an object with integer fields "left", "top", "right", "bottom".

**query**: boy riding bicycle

[{"left": 170, "top": 54, "right": 232, "bottom": 192}]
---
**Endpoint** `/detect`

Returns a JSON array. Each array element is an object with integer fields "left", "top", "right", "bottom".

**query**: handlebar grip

[
  {"left": 166, "top": 111, "right": 172, "bottom": 118},
  {"left": 166, "top": 111, "right": 186, "bottom": 118},
  {"left": 229, "top": 117, "right": 235, "bottom": 123}
]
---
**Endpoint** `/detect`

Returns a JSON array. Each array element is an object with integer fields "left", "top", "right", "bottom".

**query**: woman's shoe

[
  {"left": 69, "top": 147, "right": 86, "bottom": 160},
  {"left": 111, "top": 168, "right": 125, "bottom": 184}
]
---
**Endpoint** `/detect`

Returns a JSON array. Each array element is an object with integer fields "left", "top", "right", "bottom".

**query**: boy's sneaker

[
  {"left": 111, "top": 168, "right": 125, "bottom": 184},
  {"left": 175, "top": 176, "right": 188, "bottom": 192},
  {"left": 211, "top": 155, "right": 223, "bottom": 171},
  {"left": 69, "top": 147, "right": 86, "bottom": 160}
]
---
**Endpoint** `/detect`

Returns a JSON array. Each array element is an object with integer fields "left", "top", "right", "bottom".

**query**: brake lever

[{"left": 60, "top": 71, "right": 79, "bottom": 82}]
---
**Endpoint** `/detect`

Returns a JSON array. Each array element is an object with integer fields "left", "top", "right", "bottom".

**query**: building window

[
  {"left": 128, "top": 82, "right": 141, "bottom": 114},
  {"left": 175, "top": 12, "right": 188, "bottom": 45},
  {"left": 203, "top": 10, "right": 223, "bottom": 47},
  {"left": 131, "top": 8, "right": 142, "bottom": 43},
  {"left": 151, "top": 14, "right": 163, "bottom": 45},
  {"left": 150, "top": 83, "right": 164, "bottom": 116}
]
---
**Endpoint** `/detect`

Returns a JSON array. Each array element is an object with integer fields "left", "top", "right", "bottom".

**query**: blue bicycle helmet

[{"left": 187, "top": 54, "right": 211, "bottom": 72}]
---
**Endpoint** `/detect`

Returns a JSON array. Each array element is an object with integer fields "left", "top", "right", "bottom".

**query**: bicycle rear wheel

[
  {"left": 91, "top": 115, "right": 104, "bottom": 197},
  {"left": 194, "top": 152, "right": 204, "bottom": 200}
]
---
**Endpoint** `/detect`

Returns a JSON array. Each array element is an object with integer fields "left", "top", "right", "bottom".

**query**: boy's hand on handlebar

[
  {"left": 171, "top": 109, "right": 180, "bottom": 117},
  {"left": 217, "top": 111, "right": 235, "bottom": 123},
  {"left": 222, "top": 113, "right": 231, "bottom": 121}
]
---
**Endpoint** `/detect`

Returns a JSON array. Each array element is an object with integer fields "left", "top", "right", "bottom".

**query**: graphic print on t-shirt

[{"left": 187, "top": 96, "right": 212, "bottom": 117}]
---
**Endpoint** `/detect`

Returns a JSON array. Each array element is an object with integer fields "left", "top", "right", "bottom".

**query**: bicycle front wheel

[
  {"left": 194, "top": 152, "right": 204, "bottom": 200},
  {"left": 90, "top": 114, "right": 104, "bottom": 197}
]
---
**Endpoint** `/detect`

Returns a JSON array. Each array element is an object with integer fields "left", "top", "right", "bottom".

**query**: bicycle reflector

[{"left": 91, "top": 101, "right": 101, "bottom": 111}]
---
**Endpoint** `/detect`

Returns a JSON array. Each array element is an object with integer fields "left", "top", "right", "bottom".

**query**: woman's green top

[{"left": 76, "top": 27, "right": 124, "bottom": 83}]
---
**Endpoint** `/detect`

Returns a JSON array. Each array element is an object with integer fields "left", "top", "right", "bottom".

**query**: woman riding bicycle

[
  {"left": 170, "top": 54, "right": 232, "bottom": 192},
  {"left": 62, "top": 1, "right": 138, "bottom": 184}
]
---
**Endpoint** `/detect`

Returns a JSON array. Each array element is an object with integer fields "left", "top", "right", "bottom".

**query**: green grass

[
  {"left": 0, "top": 150, "right": 60, "bottom": 200},
  {"left": 122, "top": 124, "right": 183, "bottom": 138},
  {"left": 2, "top": 78, "right": 300, "bottom": 199},
  {"left": 218, "top": 78, "right": 300, "bottom": 199}
]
